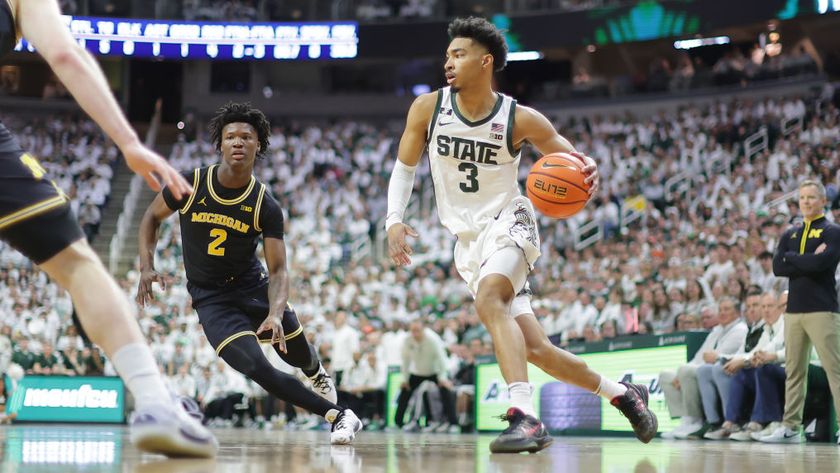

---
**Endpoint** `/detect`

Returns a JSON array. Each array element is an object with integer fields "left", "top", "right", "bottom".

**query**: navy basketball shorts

[
  {"left": 0, "top": 147, "right": 84, "bottom": 264},
  {"left": 188, "top": 278, "right": 303, "bottom": 355}
]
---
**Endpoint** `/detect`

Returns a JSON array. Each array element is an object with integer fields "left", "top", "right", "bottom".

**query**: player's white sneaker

[
  {"left": 330, "top": 409, "right": 363, "bottom": 445},
  {"left": 130, "top": 403, "right": 219, "bottom": 458},
  {"left": 310, "top": 365, "right": 338, "bottom": 404}
]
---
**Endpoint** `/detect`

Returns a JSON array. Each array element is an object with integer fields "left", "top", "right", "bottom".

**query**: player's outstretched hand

[
  {"left": 136, "top": 268, "right": 165, "bottom": 307},
  {"left": 387, "top": 222, "right": 418, "bottom": 267},
  {"left": 570, "top": 151, "right": 599, "bottom": 196},
  {"left": 122, "top": 140, "right": 193, "bottom": 200},
  {"left": 257, "top": 314, "right": 286, "bottom": 353}
]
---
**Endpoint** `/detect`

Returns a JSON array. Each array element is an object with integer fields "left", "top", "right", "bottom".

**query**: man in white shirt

[
  {"left": 696, "top": 291, "right": 766, "bottom": 438},
  {"left": 734, "top": 291, "right": 787, "bottom": 441},
  {"left": 704, "top": 244, "right": 735, "bottom": 287},
  {"left": 340, "top": 351, "right": 387, "bottom": 426},
  {"left": 330, "top": 311, "right": 360, "bottom": 387},
  {"left": 659, "top": 298, "right": 748, "bottom": 439},
  {"left": 394, "top": 320, "right": 457, "bottom": 430},
  {"left": 705, "top": 292, "right": 786, "bottom": 440}
]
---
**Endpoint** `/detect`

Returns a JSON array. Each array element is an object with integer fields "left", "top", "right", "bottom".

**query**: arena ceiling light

[
  {"left": 673, "top": 36, "right": 730, "bottom": 50},
  {"left": 507, "top": 51, "right": 543, "bottom": 62}
]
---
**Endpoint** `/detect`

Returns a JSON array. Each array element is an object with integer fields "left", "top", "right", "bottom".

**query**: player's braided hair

[
  {"left": 209, "top": 102, "right": 271, "bottom": 158},
  {"left": 447, "top": 17, "right": 508, "bottom": 72}
]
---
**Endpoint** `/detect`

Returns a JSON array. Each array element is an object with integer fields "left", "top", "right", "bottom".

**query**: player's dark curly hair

[
  {"left": 208, "top": 102, "right": 270, "bottom": 158},
  {"left": 447, "top": 17, "right": 508, "bottom": 72}
]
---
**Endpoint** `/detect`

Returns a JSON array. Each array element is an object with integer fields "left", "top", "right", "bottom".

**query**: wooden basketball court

[{"left": 1, "top": 425, "right": 837, "bottom": 472}]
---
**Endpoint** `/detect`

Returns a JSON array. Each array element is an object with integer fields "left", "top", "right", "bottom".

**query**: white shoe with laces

[
  {"left": 330, "top": 409, "right": 363, "bottom": 445},
  {"left": 756, "top": 425, "right": 802, "bottom": 444},
  {"left": 309, "top": 365, "right": 338, "bottom": 405},
  {"left": 130, "top": 403, "right": 218, "bottom": 458}
]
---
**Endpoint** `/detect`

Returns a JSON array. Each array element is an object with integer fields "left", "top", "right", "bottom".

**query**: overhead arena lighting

[
  {"left": 673, "top": 36, "right": 730, "bottom": 50},
  {"left": 507, "top": 51, "right": 544, "bottom": 61}
]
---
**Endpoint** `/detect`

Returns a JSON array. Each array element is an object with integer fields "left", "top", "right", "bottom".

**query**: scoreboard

[{"left": 15, "top": 16, "right": 358, "bottom": 61}]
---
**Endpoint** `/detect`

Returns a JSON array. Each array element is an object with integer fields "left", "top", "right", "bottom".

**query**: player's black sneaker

[
  {"left": 611, "top": 382, "right": 658, "bottom": 443},
  {"left": 489, "top": 408, "right": 553, "bottom": 454}
]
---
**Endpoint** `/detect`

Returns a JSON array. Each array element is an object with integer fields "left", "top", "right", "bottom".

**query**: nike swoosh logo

[
  {"left": 541, "top": 162, "right": 577, "bottom": 170},
  {"left": 438, "top": 121, "right": 453, "bottom": 127}
]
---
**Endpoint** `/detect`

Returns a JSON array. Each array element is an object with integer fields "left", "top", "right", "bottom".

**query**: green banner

[
  {"left": 6, "top": 376, "right": 125, "bottom": 424},
  {"left": 476, "top": 345, "right": 686, "bottom": 433},
  {"left": 386, "top": 368, "right": 403, "bottom": 428}
]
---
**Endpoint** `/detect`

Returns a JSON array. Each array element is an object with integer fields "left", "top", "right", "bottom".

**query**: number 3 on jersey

[
  {"left": 208, "top": 228, "right": 227, "bottom": 256},
  {"left": 459, "top": 162, "right": 479, "bottom": 193}
]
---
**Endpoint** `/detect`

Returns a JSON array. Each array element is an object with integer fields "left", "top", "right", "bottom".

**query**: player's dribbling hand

[
  {"left": 257, "top": 314, "right": 286, "bottom": 353},
  {"left": 121, "top": 140, "right": 193, "bottom": 200},
  {"left": 387, "top": 222, "right": 418, "bottom": 266},
  {"left": 136, "top": 268, "right": 166, "bottom": 307},
  {"left": 570, "top": 151, "right": 599, "bottom": 196}
]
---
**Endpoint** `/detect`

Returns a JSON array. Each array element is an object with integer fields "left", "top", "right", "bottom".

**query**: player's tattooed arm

[{"left": 261, "top": 237, "right": 289, "bottom": 353}]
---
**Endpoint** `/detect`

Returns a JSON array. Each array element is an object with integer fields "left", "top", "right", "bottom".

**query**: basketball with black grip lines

[{"left": 526, "top": 153, "right": 591, "bottom": 219}]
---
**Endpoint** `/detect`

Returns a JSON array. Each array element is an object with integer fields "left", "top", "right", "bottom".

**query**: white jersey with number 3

[{"left": 427, "top": 86, "right": 521, "bottom": 237}]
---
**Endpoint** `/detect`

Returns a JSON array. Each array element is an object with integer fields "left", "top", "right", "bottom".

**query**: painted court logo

[{"left": 23, "top": 384, "right": 119, "bottom": 409}]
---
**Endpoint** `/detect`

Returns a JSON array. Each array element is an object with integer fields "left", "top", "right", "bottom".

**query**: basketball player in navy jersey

[
  {"left": 386, "top": 17, "right": 657, "bottom": 453},
  {"left": 0, "top": 0, "right": 215, "bottom": 457},
  {"left": 137, "top": 102, "right": 362, "bottom": 445}
]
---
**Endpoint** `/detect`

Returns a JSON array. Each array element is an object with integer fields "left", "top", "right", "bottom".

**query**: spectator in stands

[
  {"left": 760, "top": 180, "right": 840, "bottom": 444},
  {"left": 659, "top": 300, "right": 747, "bottom": 439},
  {"left": 62, "top": 345, "right": 86, "bottom": 376},
  {"left": 330, "top": 311, "right": 360, "bottom": 387},
  {"left": 339, "top": 351, "right": 386, "bottom": 429},
  {"left": 696, "top": 290, "right": 765, "bottom": 439},
  {"left": 675, "top": 313, "right": 701, "bottom": 332},
  {"left": 11, "top": 339, "right": 36, "bottom": 374},
  {"left": 170, "top": 363, "right": 198, "bottom": 400},
  {"left": 33, "top": 342, "right": 64, "bottom": 375},
  {"left": 394, "top": 320, "right": 457, "bottom": 432},
  {"left": 720, "top": 291, "right": 788, "bottom": 441}
]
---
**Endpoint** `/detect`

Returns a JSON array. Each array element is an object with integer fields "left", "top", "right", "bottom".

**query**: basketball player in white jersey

[{"left": 386, "top": 17, "right": 657, "bottom": 453}]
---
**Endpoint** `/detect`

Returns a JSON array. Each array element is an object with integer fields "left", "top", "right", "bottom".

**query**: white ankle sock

[
  {"left": 110, "top": 343, "right": 170, "bottom": 408},
  {"left": 508, "top": 382, "right": 536, "bottom": 417},
  {"left": 593, "top": 376, "right": 627, "bottom": 400}
]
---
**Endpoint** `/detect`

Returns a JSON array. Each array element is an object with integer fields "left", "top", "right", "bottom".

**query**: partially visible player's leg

[
  {"left": 219, "top": 335, "right": 361, "bottom": 444},
  {"left": 36, "top": 238, "right": 217, "bottom": 457},
  {"left": 265, "top": 307, "right": 336, "bottom": 404},
  {"left": 515, "top": 308, "right": 658, "bottom": 443},
  {"left": 200, "top": 297, "right": 359, "bottom": 444},
  {"left": 475, "top": 274, "right": 529, "bottom": 388},
  {"left": 514, "top": 313, "right": 600, "bottom": 390},
  {"left": 475, "top": 249, "right": 551, "bottom": 454}
]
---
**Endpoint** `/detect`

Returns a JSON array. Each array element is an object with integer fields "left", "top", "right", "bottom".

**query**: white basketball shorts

[{"left": 453, "top": 195, "right": 541, "bottom": 317}]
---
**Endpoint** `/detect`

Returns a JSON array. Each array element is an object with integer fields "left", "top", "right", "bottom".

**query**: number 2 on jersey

[
  {"left": 458, "top": 162, "right": 479, "bottom": 193},
  {"left": 208, "top": 228, "right": 227, "bottom": 256}
]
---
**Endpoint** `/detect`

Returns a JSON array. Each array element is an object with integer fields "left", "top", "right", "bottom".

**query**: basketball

[{"left": 526, "top": 153, "right": 591, "bottom": 219}]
